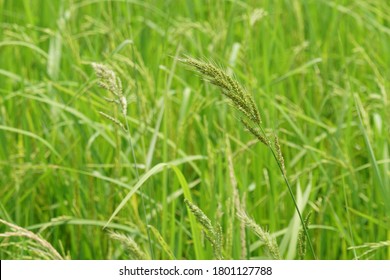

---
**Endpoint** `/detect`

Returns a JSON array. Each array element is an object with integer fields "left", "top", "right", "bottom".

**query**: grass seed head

[
  {"left": 108, "top": 230, "right": 148, "bottom": 260},
  {"left": 274, "top": 135, "right": 286, "bottom": 175},
  {"left": 236, "top": 210, "right": 281, "bottom": 260},
  {"left": 0, "top": 219, "right": 63, "bottom": 260},
  {"left": 92, "top": 63, "right": 121, "bottom": 96},
  {"left": 184, "top": 199, "right": 223, "bottom": 260},
  {"left": 99, "top": 111, "right": 127, "bottom": 132},
  {"left": 240, "top": 118, "right": 269, "bottom": 146},
  {"left": 180, "top": 57, "right": 261, "bottom": 125},
  {"left": 92, "top": 63, "right": 128, "bottom": 116},
  {"left": 297, "top": 212, "right": 312, "bottom": 260}
]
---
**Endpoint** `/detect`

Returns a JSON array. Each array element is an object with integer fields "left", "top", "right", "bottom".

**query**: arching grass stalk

[
  {"left": 179, "top": 56, "right": 316, "bottom": 259},
  {"left": 91, "top": 63, "right": 154, "bottom": 258}
]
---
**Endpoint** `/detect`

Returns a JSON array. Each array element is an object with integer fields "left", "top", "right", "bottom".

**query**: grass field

[{"left": 0, "top": 0, "right": 389, "bottom": 260}]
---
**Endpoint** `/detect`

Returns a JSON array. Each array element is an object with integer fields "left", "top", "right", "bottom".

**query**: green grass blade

[
  {"left": 104, "top": 156, "right": 205, "bottom": 227},
  {"left": 0, "top": 125, "right": 61, "bottom": 159}
]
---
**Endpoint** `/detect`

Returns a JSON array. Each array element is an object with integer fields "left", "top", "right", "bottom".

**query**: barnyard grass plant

[
  {"left": 180, "top": 56, "right": 315, "bottom": 259},
  {"left": 92, "top": 62, "right": 154, "bottom": 258}
]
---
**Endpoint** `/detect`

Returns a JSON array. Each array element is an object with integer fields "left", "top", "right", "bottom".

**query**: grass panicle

[
  {"left": 297, "top": 212, "right": 312, "bottom": 260},
  {"left": 180, "top": 56, "right": 316, "bottom": 259},
  {"left": 108, "top": 230, "right": 149, "bottom": 260},
  {"left": 184, "top": 199, "right": 223, "bottom": 260},
  {"left": 92, "top": 63, "right": 128, "bottom": 127},
  {"left": 226, "top": 136, "right": 248, "bottom": 259},
  {"left": 236, "top": 210, "right": 281, "bottom": 260},
  {"left": 147, "top": 225, "right": 175, "bottom": 260},
  {"left": 350, "top": 241, "right": 390, "bottom": 259},
  {"left": 274, "top": 135, "right": 286, "bottom": 176},
  {"left": 240, "top": 194, "right": 248, "bottom": 259},
  {"left": 0, "top": 219, "right": 63, "bottom": 260},
  {"left": 179, "top": 57, "right": 261, "bottom": 125},
  {"left": 99, "top": 111, "right": 127, "bottom": 132},
  {"left": 92, "top": 63, "right": 123, "bottom": 103},
  {"left": 240, "top": 118, "right": 269, "bottom": 146}
]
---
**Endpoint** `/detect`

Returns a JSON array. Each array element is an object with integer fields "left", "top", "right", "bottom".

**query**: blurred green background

[{"left": 0, "top": 0, "right": 389, "bottom": 259}]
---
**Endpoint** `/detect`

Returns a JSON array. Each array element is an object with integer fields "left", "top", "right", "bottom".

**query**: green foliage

[{"left": 1, "top": 0, "right": 389, "bottom": 260}]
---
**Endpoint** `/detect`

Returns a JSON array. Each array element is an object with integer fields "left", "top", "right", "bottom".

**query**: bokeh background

[{"left": 0, "top": 0, "right": 389, "bottom": 259}]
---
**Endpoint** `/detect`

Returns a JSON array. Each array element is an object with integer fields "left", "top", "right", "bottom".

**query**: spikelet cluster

[
  {"left": 274, "top": 135, "right": 286, "bottom": 175},
  {"left": 184, "top": 199, "right": 223, "bottom": 260},
  {"left": 108, "top": 230, "right": 148, "bottom": 260},
  {"left": 0, "top": 219, "right": 63, "bottom": 260},
  {"left": 180, "top": 57, "right": 262, "bottom": 124},
  {"left": 179, "top": 57, "right": 274, "bottom": 150},
  {"left": 236, "top": 210, "right": 281, "bottom": 260},
  {"left": 297, "top": 212, "right": 311, "bottom": 260},
  {"left": 92, "top": 63, "right": 128, "bottom": 130},
  {"left": 147, "top": 225, "right": 175, "bottom": 260}
]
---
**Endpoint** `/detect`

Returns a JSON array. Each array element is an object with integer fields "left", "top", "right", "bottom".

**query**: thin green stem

[
  {"left": 258, "top": 125, "right": 316, "bottom": 259},
  {"left": 123, "top": 115, "right": 155, "bottom": 259}
]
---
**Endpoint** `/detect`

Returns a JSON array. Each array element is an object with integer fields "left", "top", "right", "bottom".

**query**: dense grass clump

[{"left": 0, "top": 0, "right": 389, "bottom": 260}]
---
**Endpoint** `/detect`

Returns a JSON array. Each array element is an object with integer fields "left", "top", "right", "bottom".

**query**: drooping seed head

[{"left": 180, "top": 57, "right": 261, "bottom": 125}]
